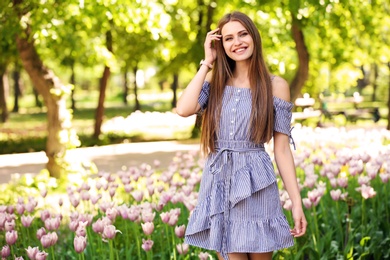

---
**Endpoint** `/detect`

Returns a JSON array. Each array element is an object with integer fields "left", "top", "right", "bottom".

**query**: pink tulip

[
  {"left": 58, "top": 198, "right": 63, "bottom": 207},
  {"left": 40, "top": 188, "right": 48, "bottom": 198},
  {"left": 70, "top": 195, "right": 80, "bottom": 208},
  {"left": 40, "top": 210, "right": 51, "bottom": 222},
  {"left": 80, "top": 191, "right": 90, "bottom": 201},
  {"left": 302, "top": 198, "right": 312, "bottom": 209},
  {"left": 198, "top": 252, "right": 210, "bottom": 260},
  {"left": 1, "top": 245, "right": 10, "bottom": 258},
  {"left": 330, "top": 189, "right": 342, "bottom": 201},
  {"left": 92, "top": 219, "right": 105, "bottom": 234},
  {"left": 337, "top": 177, "right": 348, "bottom": 188},
  {"left": 160, "top": 212, "right": 170, "bottom": 223},
  {"left": 25, "top": 201, "right": 36, "bottom": 213},
  {"left": 7, "top": 205, "right": 14, "bottom": 214},
  {"left": 141, "top": 222, "right": 154, "bottom": 235},
  {"left": 44, "top": 217, "right": 61, "bottom": 231},
  {"left": 16, "top": 204, "right": 25, "bottom": 215},
  {"left": 380, "top": 173, "right": 390, "bottom": 183},
  {"left": 21, "top": 215, "right": 35, "bottom": 227},
  {"left": 26, "top": 246, "right": 39, "bottom": 259},
  {"left": 106, "top": 208, "right": 118, "bottom": 221},
  {"left": 76, "top": 221, "right": 89, "bottom": 237},
  {"left": 168, "top": 214, "right": 179, "bottom": 226},
  {"left": 175, "top": 225, "right": 186, "bottom": 238},
  {"left": 40, "top": 232, "right": 58, "bottom": 248},
  {"left": 131, "top": 191, "right": 144, "bottom": 202},
  {"left": 141, "top": 239, "right": 154, "bottom": 251},
  {"left": 141, "top": 211, "right": 155, "bottom": 223},
  {"left": 5, "top": 219, "right": 15, "bottom": 231},
  {"left": 358, "top": 185, "right": 377, "bottom": 199},
  {"left": 102, "top": 225, "right": 120, "bottom": 240},
  {"left": 36, "top": 227, "right": 47, "bottom": 240},
  {"left": 35, "top": 251, "right": 48, "bottom": 260},
  {"left": 358, "top": 176, "right": 370, "bottom": 186},
  {"left": 0, "top": 205, "right": 7, "bottom": 213},
  {"left": 74, "top": 236, "right": 87, "bottom": 253},
  {"left": 6, "top": 230, "right": 18, "bottom": 245},
  {"left": 90, "top": 194, "right": 102, "bottom": 205},
  {"left": 176, "top": 243, "right": 189, "bottom": 255},
  {"left": 69, "top": 220, "right": 79, "bottom": 232},
  {"left": 283, "top": 199, "right": 293, "bottom": 211}
]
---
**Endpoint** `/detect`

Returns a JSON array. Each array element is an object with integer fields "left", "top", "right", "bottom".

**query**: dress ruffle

[{"left": 185, "top": 149, "right": 293, "bottom": 254}]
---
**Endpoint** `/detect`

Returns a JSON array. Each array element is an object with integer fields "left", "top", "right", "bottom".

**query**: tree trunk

[
  {"left": 12, "top": 62, "right": 22, "bottom": 113},
  {"left": 93, "top": 30, "right": 112, "bottom": 139},
  {"left": 70, "top": 61, "right": 76, "bottom": 110},
  {"left": 171, "top": 73, "right": 178, "bottom": 109},
  {"left": 133, "top": 66, "right": 140, "bottom": 111},
  {"left": 371, "top": 63, "right": 378, "bottom": 102},
  {"left": 0, "top": 64, "right": 9, "bottom": 123},
  {"left": 387, "top": 62, "right": 390, "bottom": 130},
  {"left": 289, "top": 14, "right": 309, "bottom": 102},
  {"left": 15, "top": 32, "right": 72, "bottom": 178},
  {"left": 123, "top": 67, "right": 128, "bottom": 105}
]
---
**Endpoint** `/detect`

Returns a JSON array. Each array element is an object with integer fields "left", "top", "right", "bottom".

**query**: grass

[{"left": 0, "top": 89, "right": 186, "bottom": 154}]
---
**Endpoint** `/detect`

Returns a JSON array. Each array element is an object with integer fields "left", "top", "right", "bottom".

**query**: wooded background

[{"left": 0, "top": 0, "right": 389, "bottom": 177}]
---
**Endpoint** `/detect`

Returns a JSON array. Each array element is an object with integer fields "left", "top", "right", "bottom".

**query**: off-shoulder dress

[{"left": 184, "top": 81, "right": 295, "bottom": 259}]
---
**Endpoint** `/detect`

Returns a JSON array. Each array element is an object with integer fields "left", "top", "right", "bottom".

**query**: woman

[{"left": 176, "top": 11, "right": 307, "bottom": 260}]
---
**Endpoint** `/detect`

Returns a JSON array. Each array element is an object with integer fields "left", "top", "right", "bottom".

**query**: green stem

[
  {"left": 171, "top": 227, "right": 177, "bottom": 260},
  {"left": 109, "top": 239, "right": 115, "bottom": 260},
  {"left": 50, "top": 246, "right": 55, "bottom": 260},
  {"left": 312, "top": 206, "right": 320, "bottom": 252},
  {"left": 361, "top": 198, "right": 366, "bottom": 233},
  {"left": 133, "top": 223, "right": 141, "bottom": 259}
]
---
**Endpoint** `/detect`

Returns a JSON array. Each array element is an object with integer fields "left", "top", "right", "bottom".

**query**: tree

[{"left": 11, "top": 0, "right": 78, "bottom": 178}]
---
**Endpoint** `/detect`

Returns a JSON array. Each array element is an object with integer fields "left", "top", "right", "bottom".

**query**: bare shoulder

[{"left": 271, "top": 75, "right": 290, "bottom": 102}]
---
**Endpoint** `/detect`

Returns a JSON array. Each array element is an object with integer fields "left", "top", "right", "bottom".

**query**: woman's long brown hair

[{"left": 200, "top": 11, "right": 274, "bottom": 155}]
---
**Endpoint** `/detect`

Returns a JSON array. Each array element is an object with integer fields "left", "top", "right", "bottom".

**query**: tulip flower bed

[{"left": 0, "top": 126, "right": 390, "bottom": 259}]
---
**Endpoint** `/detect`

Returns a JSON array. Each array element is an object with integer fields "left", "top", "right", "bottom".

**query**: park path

[{"left": 0, "top": 140, "right": 200, "bottom": 184}]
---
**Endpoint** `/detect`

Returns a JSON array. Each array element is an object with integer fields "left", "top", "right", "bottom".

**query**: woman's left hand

[{"left": 290, "top": 205, "right": 307, "bottom": 237}]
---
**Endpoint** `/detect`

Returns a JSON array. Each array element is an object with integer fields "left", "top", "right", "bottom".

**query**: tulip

[
  {"left": 175, "top": 225, "right": 186, "bottom": 238},
  {"left": 76, "top": 221, "right": 89, "bottom": 237},
  {"left": 302, "top": 198, "right": 312, "bottom": 209},
  {"left": 74, "top": 236, "right": 87, "bottom": 253},
  {"left": 36, "top": 227, "right": 47, "bottom": 240},
  {"left": 168, "top": 214, "right": 179, "bottom": 226},
  {"left": 92, "top": 219, "right": 104, "bottom": 234},
  {"left": 40, "top": 232, "right": 58, "bottom": 248},
  {"left": 141, "top": 239, "right": 154, "bottom": 251},
  {"left": 176, "top": 243, "right": 189, "bottom": 255},
  {"left": 1, "top": 245, "right": 10, "bottom": 258},
  {"left": 69, "top": 220, "right": 79, "bottom": 232},
  {"left": 16, "top": 204, "right": 25, "bottom": 215},
  {"left": 35, "top": 251, "right": 48, "bottom": 260},
  {"left": 70, "top": 195, "right": 80, "bottom": 208},
  {"left": 40, "top": 210, "right": 51, "bottom": 222},
  {"left": 141, "top": 222, "right": 154, "bottom": 235},
  {"left": 6, "top": 230, "right": 18, "bottom": 245},
  {"left": 26, "top": 246, "right": 39, "bottom": 259},
  {"left": 5, "top": 219, "right": 15, "bottom": 231},
  {"left": 102, "top": 225, "right": 119, "bottom": 240},
  {"left": 131, "top": 190, "right": 144, "bottom": 202},
  {"left": 198, "top": 252, "right": 210, "bottom": 260},
  {"left": 40, "top": 188, "right": 48, "bottom": 198},
  {"left": 44, "top": 217, "right": 61, "bottom": 231},
  {"left": 160, "top": 212, "right": 170, "bottom": 223},
  {"left": 330, "top": 189, "right": 342, "bottom": 201},
  {"left": 21, "top": 215, "right": 35, "bottom": 227},
  {"left": 283, "top": 199, "right": 293, "bottom": 211},
  {"left": 358, "top": 185, "right": 377, "bottom": 199},
  {"left": 106, "top": 208, "right": 118, "bottom": 221},
  {"left": 141, "top": 211, "right": 155, "bottom": 223},
  {"left": 380, "top": 173, "right": 390, "bottom": 183}
]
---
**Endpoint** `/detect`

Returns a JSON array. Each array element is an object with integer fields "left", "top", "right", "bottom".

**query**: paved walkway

[{"left": 0, "top": 140, "right": 200, "bottom": 184}]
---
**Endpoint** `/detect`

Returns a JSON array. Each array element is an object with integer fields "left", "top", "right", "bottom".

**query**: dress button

[
  {"left": 238, "top": 89, "right": 241, "bottom": 93},
  {"left": 231, "top": 120, "right": 234, "bottom": 124},
  {"left": 230, "top": 132, "right": 233, "bottom": 135},
  {"left": 235, "top": 98, "right": 239, "bottom": 102}
]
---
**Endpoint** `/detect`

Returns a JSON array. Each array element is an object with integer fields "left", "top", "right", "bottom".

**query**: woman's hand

[
  {"left": 290, "top": 205, "right": 307, "bottom": 237},
  {"left": 204, "top": 28, "right": 221, "bottom": 65}
]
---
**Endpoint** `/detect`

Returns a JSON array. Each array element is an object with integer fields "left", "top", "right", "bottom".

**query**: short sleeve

[
  {"left": 273, "top": 96, "right": 296, "bottom": 149},
  {"left": 198, "top": 81, "right": 210, "bottom": 111}
]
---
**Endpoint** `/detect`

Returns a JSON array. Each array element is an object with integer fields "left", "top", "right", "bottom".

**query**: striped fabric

[{"left": 184, "top": 82, "right": 295, "bottom": 259}]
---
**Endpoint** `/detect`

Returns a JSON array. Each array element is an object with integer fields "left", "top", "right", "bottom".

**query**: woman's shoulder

[{"left": 271, "top": 75, "right": 290, "bottom": 102}]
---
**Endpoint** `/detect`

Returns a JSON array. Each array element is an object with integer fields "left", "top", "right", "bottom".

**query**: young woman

[{"left": 176, "top": 11, "right": 307, "bottom": 260}]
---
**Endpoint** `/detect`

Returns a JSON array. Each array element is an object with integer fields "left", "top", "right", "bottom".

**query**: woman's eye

[{"left": 240, "top": 32, "right": 248, "bottom": 37}]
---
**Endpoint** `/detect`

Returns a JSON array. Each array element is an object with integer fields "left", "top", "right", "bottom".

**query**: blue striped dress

[{"left": 184, "top": 81, "right": 295, "bottom": 259}]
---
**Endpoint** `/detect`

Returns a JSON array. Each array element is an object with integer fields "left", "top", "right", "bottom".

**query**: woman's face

[{"left": 221, "top": 21, "right": 254, "bottom": 62}]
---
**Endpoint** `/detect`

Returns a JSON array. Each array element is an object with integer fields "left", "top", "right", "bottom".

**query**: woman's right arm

[
  {"left": 176, "top": 66, "right": 211, "bottom": 117},
  {"left": 176, "top": 28, "right": 221, "bottom": 117}
]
